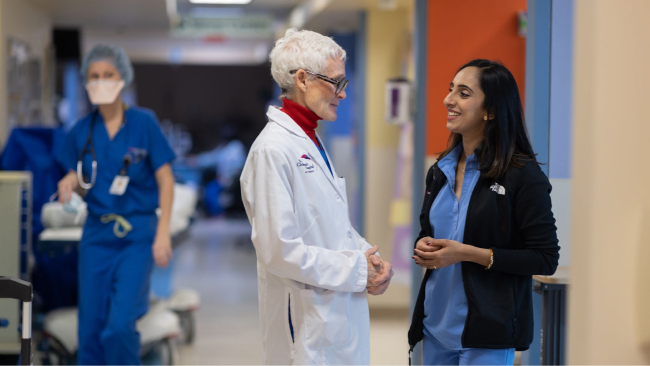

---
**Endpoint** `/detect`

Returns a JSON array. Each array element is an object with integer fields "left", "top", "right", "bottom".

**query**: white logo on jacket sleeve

[
  {"left": 296, "top": 154, "right": 316, "bottom": 173},
  {"left": 490, "top": 183, "right": 506, "bottom": 195}
]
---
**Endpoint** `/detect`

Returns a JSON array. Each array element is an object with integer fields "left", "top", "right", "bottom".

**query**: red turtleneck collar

[{"left": 281, "top": 98, "right": 321, "bottom": 147}]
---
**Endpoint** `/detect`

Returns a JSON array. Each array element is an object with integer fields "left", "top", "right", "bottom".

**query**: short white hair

[{"left": 270, "top": 28, "right": 346, "bottom": 99}]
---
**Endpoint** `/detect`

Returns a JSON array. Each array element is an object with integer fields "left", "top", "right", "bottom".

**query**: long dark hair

[{"left": 438, "top": 59, "right": 537, "bottom": 179}]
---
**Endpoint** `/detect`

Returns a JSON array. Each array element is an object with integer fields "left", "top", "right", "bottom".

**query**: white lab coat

[{"left": 240, "top": 106, "right": 373, "bottom": 365}]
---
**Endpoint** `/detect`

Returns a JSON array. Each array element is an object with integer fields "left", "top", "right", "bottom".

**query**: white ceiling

[
  {"left": 25, "top": 0, "right": 388, "bottom": 35},
  {"left": 27, "top": 0, "right": 305, "bottom": 31},
  {"left": 28, "top": 0, "right": 171, "bottom": 31},
  {"left": 25, "top": 0, "right": 383, "bottom": 65}
]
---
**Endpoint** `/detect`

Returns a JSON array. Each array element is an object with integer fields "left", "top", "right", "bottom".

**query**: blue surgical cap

[{"left": 80, "top": 44, "right": 134, "bottom": 86}]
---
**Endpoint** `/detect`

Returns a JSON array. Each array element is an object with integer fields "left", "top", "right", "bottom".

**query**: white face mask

[{"left": 86, "top": 79, "right": 125, "bottom": 105}]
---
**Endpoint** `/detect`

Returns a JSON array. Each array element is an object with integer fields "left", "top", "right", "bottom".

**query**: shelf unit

[{"left": 0, "top": 172, "right": 32, "bottom": 355}]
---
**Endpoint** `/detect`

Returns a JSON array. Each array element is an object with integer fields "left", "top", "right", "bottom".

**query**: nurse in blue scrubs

[{"left": 56, "top": 44, "right": 176, "bottom": 365}]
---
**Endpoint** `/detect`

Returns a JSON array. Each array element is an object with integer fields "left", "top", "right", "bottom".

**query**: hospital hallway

[
  {"left": 172, "top": 217, "right": 409, "bottom": 365},
  {"left": 1, "top": 0, "right": 650, "bottom": 363}
]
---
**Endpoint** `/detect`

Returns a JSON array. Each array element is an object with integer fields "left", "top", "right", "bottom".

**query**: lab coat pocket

[{"left": 299, "top": 289, "right": 351, "bottom": 350}]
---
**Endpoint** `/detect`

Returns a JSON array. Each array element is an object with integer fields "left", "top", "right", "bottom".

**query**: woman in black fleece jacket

[{"left": 408, "top": 59, "right": 559, "bottom": 365}]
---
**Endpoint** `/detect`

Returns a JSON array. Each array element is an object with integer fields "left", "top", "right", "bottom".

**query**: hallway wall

[
  {"left": 364, "top": 1, "right": 413, "bottom": 309},
  {"left": 569, "top": 0, "right": 650, "bottom": 363},
  {"left": 426, "top": 0, "right": 527, "bottom": 157}
]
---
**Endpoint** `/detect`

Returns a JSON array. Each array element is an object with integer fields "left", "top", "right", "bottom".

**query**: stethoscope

[{"left": 77, "top": 107, "right": 127, "bottom": 189}]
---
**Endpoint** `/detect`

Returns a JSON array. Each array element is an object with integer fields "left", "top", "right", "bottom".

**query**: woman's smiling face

[{"left": 443, "top": 66, "right": 489, "bottom": 139}]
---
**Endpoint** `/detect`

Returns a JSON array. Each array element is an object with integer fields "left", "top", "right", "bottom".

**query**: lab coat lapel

[
  {"left": 315, "top": 134, "right": 348, "bottom": 203},
  {"left": 305, "top": 133, "right": 338, "bottom": 187},
  {"left": 267, "top": 106, "right": 344, "bottom": 197},
  {"left": 315, "top": 133, "right": 338, "bottom": 178}
]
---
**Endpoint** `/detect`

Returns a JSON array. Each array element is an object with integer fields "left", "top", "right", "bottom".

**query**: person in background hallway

[
  {"left": 194, "top": 125, "right": 247, "bottom": 215},
  {"left": 240, "top": 28, "right": 394, "bottom": 365},
  {"left": 408, "top": 59, "right": 560, "bottom": 365},
  {"left": 56, "top": 44, "right": 176, "bottom": 365}
]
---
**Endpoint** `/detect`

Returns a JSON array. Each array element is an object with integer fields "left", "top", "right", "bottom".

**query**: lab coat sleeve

[
  {"left": 353, "top": 229, "right": 373, "bottom": 253},
  {"left": 241, "top": 146, "right": 368, "bottom": 292}
]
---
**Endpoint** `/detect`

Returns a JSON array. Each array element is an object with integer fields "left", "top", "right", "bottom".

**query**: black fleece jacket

[{"left": 408, "top": 159, "right": 560, "bottom": 351}]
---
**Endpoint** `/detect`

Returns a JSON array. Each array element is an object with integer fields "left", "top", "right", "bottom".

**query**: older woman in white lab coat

[{"left": 240, "top": 28, "right": 394, "bottom": 365}]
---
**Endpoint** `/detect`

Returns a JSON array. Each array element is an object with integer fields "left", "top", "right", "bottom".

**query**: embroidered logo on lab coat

[
  {"left": 297, "top": 154, "right": 316, "bottom": 173},
  {"left": 490, "top": 183, "right": 506, "bottom": 195}
]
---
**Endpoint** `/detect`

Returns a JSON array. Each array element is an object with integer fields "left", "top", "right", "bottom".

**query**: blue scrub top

[
  {"left": 423, "top": 144, "right": 480, "bottom": 350},
  {"left": 56, "top": 106, "right": 176, "bottom": 243}
]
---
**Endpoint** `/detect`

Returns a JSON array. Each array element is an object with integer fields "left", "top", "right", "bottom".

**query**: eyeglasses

[{"left": 290, "top": 69, "right": 349, "bottom": 96}]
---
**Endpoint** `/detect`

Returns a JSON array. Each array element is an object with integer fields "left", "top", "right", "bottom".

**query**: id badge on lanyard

[{"left": 109, "top": 155, "right": 132, "bottom": 196}]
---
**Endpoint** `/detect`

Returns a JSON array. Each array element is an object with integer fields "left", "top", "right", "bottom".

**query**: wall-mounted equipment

[{"left": 385, "top": 78, "right": 413, "bottom": 125}]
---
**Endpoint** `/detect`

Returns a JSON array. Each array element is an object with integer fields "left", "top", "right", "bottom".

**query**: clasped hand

[
  {"left": 412, "top": 237, "right": 466, "bottom": 270},
  {"left": 365, "top": 246, "right": 394, "bottom": 296}
]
